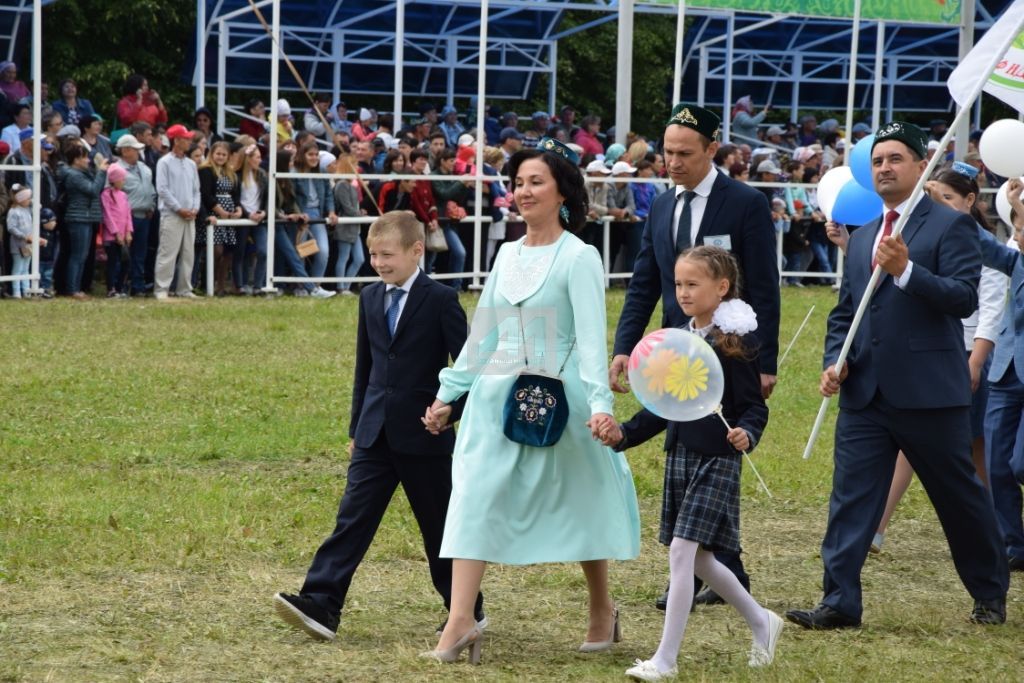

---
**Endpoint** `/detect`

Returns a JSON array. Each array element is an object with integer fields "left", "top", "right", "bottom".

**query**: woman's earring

[{"left": 559, "top": 205, "right": 570, "bottom": 223}]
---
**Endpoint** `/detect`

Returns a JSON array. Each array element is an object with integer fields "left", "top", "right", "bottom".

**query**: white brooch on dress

[{"left": 713, "top": 298, "right": 758, "bottom": 335}]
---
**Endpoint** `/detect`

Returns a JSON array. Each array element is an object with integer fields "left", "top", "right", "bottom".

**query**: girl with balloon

[{"left": 596, "top": 246, "right": 782, "bottom": 681}]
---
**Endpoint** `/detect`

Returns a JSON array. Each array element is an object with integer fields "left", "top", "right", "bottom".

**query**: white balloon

[
  {"left": 979, "top": 119, "right": 1024, "bottom": 179},
  {"left": 995, "top": 181, "right": 1016, "bottom": 228},
  {"left": 816, "top": 166, "right": 854, "bottom": 221}
]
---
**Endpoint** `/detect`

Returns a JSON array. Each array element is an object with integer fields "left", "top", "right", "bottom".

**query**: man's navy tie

[
  {"left": 386, "top": 288, "right": 405, "bottom": 338},
  {"left": 675, "top": 190, "right": 696, "bottom": 254}
]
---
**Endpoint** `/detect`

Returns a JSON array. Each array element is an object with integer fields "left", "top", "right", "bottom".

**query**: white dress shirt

[{"left": 672, "top": 165, "right": 719, "bottom": 246}]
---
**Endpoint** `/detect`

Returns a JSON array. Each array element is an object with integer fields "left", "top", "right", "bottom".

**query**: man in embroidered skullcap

[
  {"left": 787, "top": 120, "right": 1009, "bottom": 630},
  {"left": 611, "top": 103, "right": 779, "bottom": 611}
]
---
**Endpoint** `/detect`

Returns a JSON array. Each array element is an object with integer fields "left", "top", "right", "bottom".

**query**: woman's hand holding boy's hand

[
  {"left": 586, "top": 413, "right": 622, "bottom": 447},
  {"left": 727, "top": 427, "right": 750, "bottom": 453},
  {"left": 422, "top": 399, "right": 452, "bottom": 434}
]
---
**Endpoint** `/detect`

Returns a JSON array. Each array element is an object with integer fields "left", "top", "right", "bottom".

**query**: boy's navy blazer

[
  {"left": 979, "top": 227, "right": 1024, "bottom": 385},
  {"left": 824, "top": 195, "right": 979, "bottom": 411},
  {"left": 350, "top": 270, "right": 467, "bottom": 455},
  {"left": 613, "top": 171, "right": 780, "bottom": 374}
]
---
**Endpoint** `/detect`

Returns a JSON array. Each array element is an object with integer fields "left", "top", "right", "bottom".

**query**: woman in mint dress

[{"left": 422, "top": 139, "right": 640, "bottom": 664}]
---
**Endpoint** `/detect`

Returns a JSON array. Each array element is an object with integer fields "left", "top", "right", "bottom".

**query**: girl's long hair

[
  {"left": 199, "top": 141, "right": 237, "bottom": 184},
  {"left": 931, "top": 166, "right": 993, "bottom": 234},
  {"left": 678, "top": 246, "right": 754, "bottom": 360}
]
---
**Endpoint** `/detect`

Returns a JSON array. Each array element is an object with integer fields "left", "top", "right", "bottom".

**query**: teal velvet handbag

[{"left": 502, "top": 335, "right": 576, "bottom": 448}]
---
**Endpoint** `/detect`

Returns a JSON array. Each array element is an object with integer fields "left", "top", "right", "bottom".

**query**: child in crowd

[
  {"left": 38, "top": 208, "right": 58, "bottom": 298},
  {"left": 332, "top": 154, "right": 365, "bottom": 295},
  {"left": 597, "top": 246, "right": 781, "bottom": 681},
  {"left": 274, "top": 210, "right": 482, "bottom": 641},
  {"left": 100, "top": 164, "right": 133, "bottom": 297},
  {"left": 7, "top": 185, "right": 45, "bottom": 299}
]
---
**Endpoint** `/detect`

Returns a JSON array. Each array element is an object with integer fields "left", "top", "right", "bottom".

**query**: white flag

[{"left": 949, "top": 0, "right": 1024, "bottom": 112}]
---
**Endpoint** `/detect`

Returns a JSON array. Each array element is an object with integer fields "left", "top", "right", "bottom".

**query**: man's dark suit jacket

[
  {"left": 824, "top": 195, "right": 980, "bottom": 411},
  {"left": 350, "top": 270, "right": 467, "bottom": 455},
  {"left": 613, "top": 171, "right": 780, "bottom": 374}
]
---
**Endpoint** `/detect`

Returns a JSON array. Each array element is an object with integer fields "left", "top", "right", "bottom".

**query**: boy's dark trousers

[{"left": 300, "top": 429, "right": 483, "bottom": 619}]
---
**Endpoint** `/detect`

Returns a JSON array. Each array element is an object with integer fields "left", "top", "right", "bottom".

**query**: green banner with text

[{"left": 644, "top": 0, "right": 960, "bottom": 25}]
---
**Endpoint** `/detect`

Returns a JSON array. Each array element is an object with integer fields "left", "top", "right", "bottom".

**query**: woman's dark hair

[
  {"left": 194, "top": 107, "right": 215, "bottom": 129},
  {"left": 276, "top": 149, "right": 297, "bottom": 205},
  {"left": 123, "top": 73, "right": 146, "bottom": 96},
  {"left": 377, "top": 113, "right": 394, "bottom": 131},
  {"left": 437, "top": 148, "right": 456, "bottom": 163},
  {"left": 823, "top": 131, "right": 840, "bottom": 148},
  {"left": 507, "top": 148, "right": 588, "bottom": 233},
  {"left": 382, "top": 149, "right": 405, "bottom": 174},
  {"left": 728, "top": 162, "right": 747, "bottom": 179},
  {"left": 64, "top": 143, "right": 88, "bottom": 165},
  {"left": 677, "top": 246, "right": 753, "bottom": 360},
  {"left": 244, "top": 98, "right": 264, "bottom": 115},
  {"left": 932, "top": 166, "right": 993, "bottom": 234},
  {"left": 714, "top": 144, "right": 738, "bottom": 166},
  {"left": 293, "top": 141, "right": 320, "bottom": 172},
  {"left": 802, "top": 167, "right": 819, "bottom": 184},
  {"left": 58, "top": 78, "right": 76, "bottom": 97}
]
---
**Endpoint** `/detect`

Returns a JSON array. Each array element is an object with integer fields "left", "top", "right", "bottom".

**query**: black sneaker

[
  {"left": 970, "top": 598, "right": 1006, "bottom": 625},
  {"left": 435, "top": 612, "right": 488, "bottom": 636},
  {"left": 273, "top": 593, "right": 339, "bottom": 641}
]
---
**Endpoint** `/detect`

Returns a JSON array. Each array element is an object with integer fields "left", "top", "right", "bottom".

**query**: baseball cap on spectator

[
  {"left": 41, "top": 139, "right": 54, "bottom": 151},
  {"left": 0, "top": 141, "right": 9, "bottom": 156},
  {"left": 440, "top": 105, "right": 457, "bottom": 117},
  {"left": 18, "top": 127, "right": 34, "bottom": 141},
  {"left": 766, "top": 125, "right": 784, "bottom": 137},
  {"left": 276, "top": 99, "right": 291, "bottom": 117},
  {"left": 58, "top": 124, "right": 81, "bottom": 138},
  {"left": 457, "top": 133, "right": 475, "bottom": 147},
  {"left": 927, "top": 140, "right": 941, "bottom": 152},
  {"left": 852, "top": 122, "right": 871, "bottom": 135},
  {"left": 160, "top": 134, "right": 170, "bottom": 148},
  {"left": 499, "top": 127, "right": 523, "bottom": 142},
  {"left": 757, "top": 160, "right": 782, "bottom": 174},
  {"left": 116, "top": 134, "right": 146, "bottom": 150},
  {"left": 41, "top": 207, "right": 56, "bottom": 224},
  {"left": 532, "top": 111, "right": 549, "bottom": 120},
  {"left": 106, "top": 163, "right": 127, "bottom": 185},
  {"left": 611, "top": 160, "right": 636, "bottom": 174},
  {"left": 358, "top": 108, "right": 371, "bottom": 121},
  {"left": 166, "top": 124, "right": 194, "bottom": 140},
  {"left": 585, "top": 160, "right": 612, "bottom": 174}
]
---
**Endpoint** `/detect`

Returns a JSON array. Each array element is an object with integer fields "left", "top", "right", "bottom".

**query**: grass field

[{"left": 1, "top": 287, "right": 1021, "bottom": 682}]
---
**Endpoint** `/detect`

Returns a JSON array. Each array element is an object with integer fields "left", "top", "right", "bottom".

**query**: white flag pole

[
  {"left": 801, "top": 12, "right": 1024, "bottom": 460},
  {"left": 840, "top": 0, "right": 862, "bottom": 167}
]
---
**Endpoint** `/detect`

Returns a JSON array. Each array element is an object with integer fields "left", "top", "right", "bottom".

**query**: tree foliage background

[{"left": 38, "top": 0, "right": 197, "bottom": 125}]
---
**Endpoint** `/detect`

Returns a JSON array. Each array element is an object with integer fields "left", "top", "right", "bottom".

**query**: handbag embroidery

[{"left": 501, "top": 234, "right": 575, "bottom": 447}]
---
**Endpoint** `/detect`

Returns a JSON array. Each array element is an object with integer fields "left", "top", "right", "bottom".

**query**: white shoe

[
  {"left": 240, "top": 285, "right": 254, "bottom": 296},
  {"left": 176, "top": 291, "right": 199, "bottom": 299},
  {"left": 749, "top": 610, "right": 784, "bottom": 667},
  {"left": 154, "top": 292, "right": 169, "bottom": 301},
  {"left": 311, "top": 287, "right": 336, "bottom": 299},
  {"left": 294, "top": 288, "right": 309, "bottom": 298},
  {"left": 340, "top": 289, "right": 355, "bottom": 296},
  {"left": 625, "top": 659, "right": 677, "bottom": 681}
]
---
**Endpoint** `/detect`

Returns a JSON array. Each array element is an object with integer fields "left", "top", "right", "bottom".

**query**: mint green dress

[{"left": 437, "top": 231, "right": 641, "bottom": 564}]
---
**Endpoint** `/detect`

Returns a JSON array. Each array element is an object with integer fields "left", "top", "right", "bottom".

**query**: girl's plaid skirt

[{"left": 659, "top": 444, "right": 741, "bottom": 552}]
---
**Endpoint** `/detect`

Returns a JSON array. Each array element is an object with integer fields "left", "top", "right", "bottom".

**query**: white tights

[{"left": 651, "top": 538, "right": 770, "bottom": 673}]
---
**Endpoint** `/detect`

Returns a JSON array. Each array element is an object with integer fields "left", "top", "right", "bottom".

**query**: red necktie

[{"left": 872, "top": 209, "right": 900, "bottom": 270}]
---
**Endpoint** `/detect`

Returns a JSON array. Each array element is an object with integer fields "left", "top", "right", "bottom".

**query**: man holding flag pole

[{"left": 788, "top": 0, "right": 1024, "bottom": 629}]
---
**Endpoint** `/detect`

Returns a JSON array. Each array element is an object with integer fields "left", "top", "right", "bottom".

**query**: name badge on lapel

[{"left": 705, "top": 234, "right": 732, "bottom": 251}]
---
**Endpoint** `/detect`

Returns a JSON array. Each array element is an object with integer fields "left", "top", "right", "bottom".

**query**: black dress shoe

[
  {"left": 273, "top": 593, "right": 339, "bottom": 641},
  {"left": 1008, "top": 555, "right": 1024, "bottom": 572},
  {"left": 970, "top": 598, "right": 1006, "bottom": 625},
  {"left": 655, "top": 583, "right": 669, "bottom": 611},
  {"left": 693, "top": 587, "right": 726, "bottom": 606},
  {"left": 785, "top": 603, "right": 861, "bottom": 630}
]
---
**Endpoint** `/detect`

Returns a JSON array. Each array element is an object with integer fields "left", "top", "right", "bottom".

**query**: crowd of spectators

[{"left": 0, "top": 65, "right": 1004, "bottom": 299}]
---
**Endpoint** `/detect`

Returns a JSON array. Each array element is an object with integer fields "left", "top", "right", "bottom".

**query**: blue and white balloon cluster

[{"left": 816, "top": 133, "right": 883, "bottom": 226}]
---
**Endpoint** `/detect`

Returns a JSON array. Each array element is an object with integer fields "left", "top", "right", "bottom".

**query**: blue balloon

[
  {"left": 849, "top": 133, "right": 875, "bottom": 190},
  {"left": 832, "top": 177, "right": 883, "bottom": 226}
]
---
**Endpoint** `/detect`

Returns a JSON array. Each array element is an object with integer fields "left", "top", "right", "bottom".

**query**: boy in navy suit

[{"left": 274, "top": 211, "right": 484, "bottom": 641}]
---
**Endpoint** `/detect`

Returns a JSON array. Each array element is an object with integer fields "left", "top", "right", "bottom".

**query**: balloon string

[
  {"left": 778, "top": 304, "right": 815, "bottom": 369},
  {"left": 715, "top": 406, "right": 773, "bottom": 498}
]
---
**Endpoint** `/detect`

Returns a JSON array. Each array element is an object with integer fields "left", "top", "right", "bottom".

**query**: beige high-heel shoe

[
  {"left": 579, "top": 607, "right": 621, "bottom": 653},
  {"left": 419, "top": 626, "right": 484, "bottom": 665}
]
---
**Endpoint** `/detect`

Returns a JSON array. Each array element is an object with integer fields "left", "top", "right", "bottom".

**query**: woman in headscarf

[{"left": 729, "top": 95, "right": 770, "bottom": 146}]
